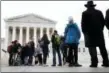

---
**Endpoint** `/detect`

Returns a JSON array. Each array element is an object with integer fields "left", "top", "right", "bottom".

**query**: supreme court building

[{"left": 5, "top": 13, "right": 56, "bottom": 48}]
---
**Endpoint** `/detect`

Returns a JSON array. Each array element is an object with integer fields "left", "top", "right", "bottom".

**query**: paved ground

[
  {"left": 1, "top": 53, "right": 109, "bottom": 72},
  {"left": 1, "top": 63, "right": 109, "bottom": 72}
]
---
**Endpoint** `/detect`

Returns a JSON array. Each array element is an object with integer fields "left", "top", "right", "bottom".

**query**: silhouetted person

[
  {"left": 105, "top": 9, "right": 109, "bottom": 30},
  {"left": 41, "top": 33, "right": 50, "bottom": 66},
  {"left": 64, "top": 17, "right": 81, "bottom": 67},
  {"left": 81, "top": 1, "right": 109, "bottom": 67}
]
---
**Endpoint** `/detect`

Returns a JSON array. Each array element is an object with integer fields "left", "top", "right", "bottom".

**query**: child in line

[{"left": 34, "top": 39, "right": 43, "bottom": 66}]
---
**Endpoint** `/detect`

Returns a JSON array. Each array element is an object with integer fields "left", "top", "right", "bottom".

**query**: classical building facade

[{"left": 5, "top": 14, "right": 56, "bottom": 48}]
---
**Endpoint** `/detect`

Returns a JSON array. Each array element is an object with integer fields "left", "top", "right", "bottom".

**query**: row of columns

[{"left": 10, "top": 26, "right": 53, "bottom": 46}]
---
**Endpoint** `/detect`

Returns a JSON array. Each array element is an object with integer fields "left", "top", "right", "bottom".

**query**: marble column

[
  {"left": 52, "top": 28, "right": 55, "bottom": 34},
  {"left": 26, "top": 27, "right": 29, "bottom": 43},
  {"left": 19, "top": 27, "right": 23, "bottom": 45},
  {"left": 40, "top": 27, "right": 43, "bottom": 39},
  {"left": 47, "top": 28, "right": 50, "bottom": 40},
  {"left": 12, "top": 26, "right": 16, "bottom": 41},
  {"left": 5, "top": 26, "right": 9, "bottom": 49},
  {"left": 34, "top": 27, "right": 37, "bottom": 47}
]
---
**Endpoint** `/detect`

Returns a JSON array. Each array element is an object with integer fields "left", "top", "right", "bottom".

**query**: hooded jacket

[{"left": 64, "top": 23, "right": 81, "bottom": 44}]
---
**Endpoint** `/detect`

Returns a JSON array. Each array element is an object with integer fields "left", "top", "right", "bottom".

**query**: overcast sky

[{"left": 1, "top": 1, "right": 109, "bottom": 41}]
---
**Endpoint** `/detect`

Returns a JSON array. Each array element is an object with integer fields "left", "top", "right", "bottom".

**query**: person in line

[
  {"left": 105, "top": 9, "right": 109, "bottom": 64},
  {"left": 60, "top": 36, "right": 68, "bottom": 65},
  {"left": 12, "top": 40, "right": 21, "bottom": 55},
  {"left": 51, "top": 30, "right": 62, "bottom": 66},
  {"left": 28, "top": 41, "right": 35, "bottom": 66},
  {"left": 41, "top": 33, "right": 50, "bottom": 66},
  {"left": 81, "top": 1, "right": 109, "bottom": 67},
  {"left": 34, "top": 39, "right": 43, "bottom": 66},
  {"left": 7, "top": 41, "right": 14, "bottom": 66},
  {"left": 64, "top": 17, "right": 82, "bottom": 67},
  {"left": 105, "top": 9, "right": 109, "bottom": 30},
  {"left": 21, "top": 43, "right": 27, "bottom": 65},
  {"left": 11, "top": 40, "right": 22, "bottom": 66},
  {"left": 23, "top": 43, "right": 30, "bottom": 65}
]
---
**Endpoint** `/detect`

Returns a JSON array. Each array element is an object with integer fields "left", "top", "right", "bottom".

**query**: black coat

[
  {"left": 81, "top": 8, "right": 105, "bottom": 47},
  {"left": 41, "top": 36, "right": 50, "bottom": 54},
  {"left": 28, "top": 46, "right": 34, "bottom": 56},
  {"left": 105, "top": 9, "right": 109, "bottom": 30},
  {"left": 22, "top": 45, "right": 34, "bottom": 57},
  {"left": 12, "top": 43, "right": 21, "bottom": 53},
  {"left": 21, "top": 45, "right": 29, "bottom": 57}
]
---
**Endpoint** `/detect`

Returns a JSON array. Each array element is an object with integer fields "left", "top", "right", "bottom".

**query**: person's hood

[{"left": 67, "top": 23, "right": 76, "bottom": 28}]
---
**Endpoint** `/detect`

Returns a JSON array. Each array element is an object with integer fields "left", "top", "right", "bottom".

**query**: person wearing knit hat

[
  {"left": 64, "top": 16, "right": 81, "bottom": 67},
  {"left": 68, "top": 16, "right": 74, "bottom": 24}
]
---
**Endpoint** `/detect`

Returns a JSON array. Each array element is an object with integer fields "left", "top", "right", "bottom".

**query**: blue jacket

[{"left": 64, "top": 23, "right": 81, "bottom": 44}]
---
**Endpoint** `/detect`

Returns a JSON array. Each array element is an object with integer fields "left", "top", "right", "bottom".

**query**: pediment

[{"left": 5, "top": 13, "right": 56, "bottom": 24}]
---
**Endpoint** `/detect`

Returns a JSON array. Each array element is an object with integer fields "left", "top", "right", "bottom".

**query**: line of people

[
  {"left": 7, "top": 29, "right": 81, "bottom": 67},
  {"left": 7, "top": 1, "right": 109, "bottom": 68},
  {"left": 7, "top": 33, "right": 50, "bottom": 66}
]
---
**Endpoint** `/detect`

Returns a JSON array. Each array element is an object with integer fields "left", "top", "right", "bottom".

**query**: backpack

[
  {"left": 7, "top": 45, "right": 12, "bottom": 53},
  {"left": 55, "top": 35, "right": 61, "bottom": 45},
  {"left": 65, "top": 26, "right": 77, "bottom": 44}
]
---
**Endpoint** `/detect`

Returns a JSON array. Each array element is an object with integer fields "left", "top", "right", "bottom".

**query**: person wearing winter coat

[
  {"left": 10, "top": 40, "right": 22, "bottom": 65},
  {"left": 105, "top": 9, "right": 109, "bottom": 30},
  {"left": 64, "top": 17, "right": 81, "bottom": 67},
  {"left": 7, "top": 41, "right": 14, "bottom": 66},
  {"left": 22, "top": 43, "right": 31, "bottom": 65},
  {"left": 60, "top": 36, "right": 68, "bottom": 65},
  {"left": 81, "top": 1, "right": 109, "bottom": 67},
  {"left": 28, "top": 41, "right": 35, "bottom": 65},
  {"left": 41, "top": 33, "right": 50, "bottom": 66},
  {"left": 21, "top": 43, "right": 28, "bottom": 65},
  {"left": 12, "top": 40, "right": 21, "bottom": 54},
  {"left": 34, "top": 39, "right": 43, "bottom": 65},
  {"left": 51, "top": 30, "right": 62, "bottom": 66}
]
